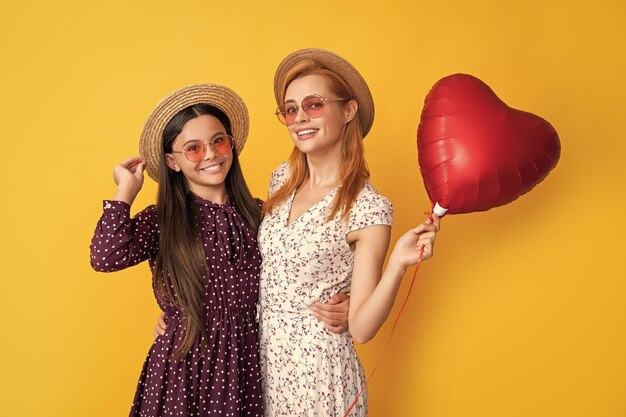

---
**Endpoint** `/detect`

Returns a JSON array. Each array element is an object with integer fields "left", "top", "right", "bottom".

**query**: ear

[
  {"left": 165, "top": 154, "right": 181, "bottom": 172},
  {"left": 345, "top": 99, "right": 358, "bottom": 124}
]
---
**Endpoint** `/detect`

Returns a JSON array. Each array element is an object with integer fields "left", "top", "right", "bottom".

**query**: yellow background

[{"left": 1, "top": 1, "right": 625, "bottom": 416}]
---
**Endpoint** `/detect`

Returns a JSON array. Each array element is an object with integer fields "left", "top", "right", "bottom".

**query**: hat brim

[
  {"left": 139, "top": 83, "right": 249, "bottom": 182},
  {"left": 273, "top": 48, "right": 374, "bottom": 138}
]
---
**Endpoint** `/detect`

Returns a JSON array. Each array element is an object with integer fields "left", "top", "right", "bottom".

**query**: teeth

[
  {"left": 298, "top": 129, "right": 318, "bottom": 136},
  {"left": 201, "top": 163, "right": 222, "bottom": 173}
]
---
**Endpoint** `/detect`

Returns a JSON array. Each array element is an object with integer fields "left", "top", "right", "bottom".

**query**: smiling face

[
  {"left": 165, "top": 114, "right": 233, "bottom": 202},
  {"left": 283, "top": 74, "right": 357, "bottom": 157}
]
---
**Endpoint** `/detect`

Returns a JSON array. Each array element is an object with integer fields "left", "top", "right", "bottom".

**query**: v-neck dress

[
  {"left": 90, "top": 195, "right": 264, "bottom": 417},
  {"left": 257, "top": 162, "right": 393, "bottom": 417}
]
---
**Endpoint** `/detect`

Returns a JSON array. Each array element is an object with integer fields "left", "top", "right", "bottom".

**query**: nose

[
  {"left": 294, "top": 105, "right": 309, "bottom": 123},
  {"left": 202, "top": 143, "right": 217, "bottom": 160}
]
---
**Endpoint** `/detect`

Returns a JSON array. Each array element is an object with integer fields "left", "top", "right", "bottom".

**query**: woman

[{"left": 257, "top": 48, "right": 439, "bottom": 416}]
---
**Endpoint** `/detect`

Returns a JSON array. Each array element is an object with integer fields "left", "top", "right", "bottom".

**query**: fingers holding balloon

[
  {"left": 429, "top": 213, "right": 441, "bottom": 232},
  {"left": 413, "top": 213, "right": 438, "bottom": 230},
  {"left": 415, "top": 230, "right": 436, "bottom": 261},
  {"left": 409, "top": 221, "right": 437, "bottom": 237},
  {"left": 409, "top": 218, "right": 437, "bottom": 261},
  {"left": 391, "top": 219, "right": 439, "bottom": 268}
]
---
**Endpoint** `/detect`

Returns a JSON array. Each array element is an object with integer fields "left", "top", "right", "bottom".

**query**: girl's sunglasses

[{"left": 170, "top": 134, "right": 234, "bottom": 162}]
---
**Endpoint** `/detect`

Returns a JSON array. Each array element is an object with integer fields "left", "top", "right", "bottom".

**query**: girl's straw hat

[
  {"left": 273, "top": 48, "right": 375, "bottom": 138},
  {"left": 139, "top": 83, "right": 249, "bottom": 182}
]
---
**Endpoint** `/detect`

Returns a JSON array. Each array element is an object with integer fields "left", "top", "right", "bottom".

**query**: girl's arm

[
  {"left": 347, "top": 216, "right": 440, "bottom": 344},
  {"left": 312, "top": 293, "right": 350, "bottom": 333},
  {"left": 90, "top": 157, "right": 157, "bottom": 272}
]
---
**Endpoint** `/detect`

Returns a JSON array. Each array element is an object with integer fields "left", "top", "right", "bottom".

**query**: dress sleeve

[
  {"left": 90, "top": 200, "right": 159, "bottom": 272},
  {"left": 267, "top": 162, "right": 290, "bottom": 197},
  {"left": 346, "top": 184, "right": 393, "bottom": 235}
]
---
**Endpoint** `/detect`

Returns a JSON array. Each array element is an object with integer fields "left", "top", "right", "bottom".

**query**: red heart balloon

[{"left": 417, "top": 74, "right": 561, "bottom": 216}]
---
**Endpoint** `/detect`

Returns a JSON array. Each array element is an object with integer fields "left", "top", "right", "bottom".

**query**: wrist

[
  {"left": 113, "top": 187, "right": 137, "bottom": 205},
  {"left": 387, "top": 254, "right": 407, "bottom": 276}
]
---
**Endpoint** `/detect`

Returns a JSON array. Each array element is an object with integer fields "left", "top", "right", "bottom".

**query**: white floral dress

[{"left": 257, "top": 163, "right": 392, "bottom": 417}]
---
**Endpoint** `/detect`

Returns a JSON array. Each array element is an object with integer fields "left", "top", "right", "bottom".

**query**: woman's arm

[{"left": 347, "top": 216, "right": 440, "bottom": 344}]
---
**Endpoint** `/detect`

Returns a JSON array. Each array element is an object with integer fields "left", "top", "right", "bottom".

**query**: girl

[
  {"left": 256, "top": 49, "right": 440, "bottom": 416},
  {"left": 90, "top": 84, "right": 266, "bottom": 416}
]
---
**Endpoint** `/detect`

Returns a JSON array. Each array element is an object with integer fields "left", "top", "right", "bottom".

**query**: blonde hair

[{"left": 263, "top": 59, "right": 370, "bottom": 221}]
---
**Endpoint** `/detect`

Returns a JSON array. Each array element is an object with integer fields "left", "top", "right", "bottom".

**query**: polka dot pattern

[{"left": 90, "top": 196, "right": 264, "bottom": 416}]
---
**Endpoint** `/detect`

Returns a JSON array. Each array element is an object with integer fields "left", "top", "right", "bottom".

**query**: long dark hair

[{"left": 153, "top": 103, "right": 260, "bottom": 360}]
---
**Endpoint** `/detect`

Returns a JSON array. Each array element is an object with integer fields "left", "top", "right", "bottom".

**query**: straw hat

[
  {"left": 139, "top": 83, "right": 249, "bottom": 182},
  {"left": 273, "top": 48, "right": 375, "bottom": 138}
]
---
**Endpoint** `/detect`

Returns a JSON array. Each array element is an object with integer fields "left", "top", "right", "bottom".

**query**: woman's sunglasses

[{"left": 275, "top": 95, "right": 350, "bottom": 126}]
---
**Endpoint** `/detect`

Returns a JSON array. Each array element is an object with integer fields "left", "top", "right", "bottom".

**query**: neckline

[
  {"left": 284, "top": 186, "right": 338, "bottom": 228},
  {"left": 193, "top": 193, "right": 231, "bottom": 208}
]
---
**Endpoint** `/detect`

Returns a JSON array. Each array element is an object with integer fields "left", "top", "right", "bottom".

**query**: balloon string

[{"left": 341, "top": 211, "right": 432, "bottom": 416}]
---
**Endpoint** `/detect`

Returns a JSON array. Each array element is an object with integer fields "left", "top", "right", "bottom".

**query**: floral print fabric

[{"left": 257, "top": 163, "right": 392, "bottom": 416}]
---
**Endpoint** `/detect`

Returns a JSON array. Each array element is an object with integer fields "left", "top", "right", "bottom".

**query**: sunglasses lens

[
  {"left": 302, "top": 97, "right": 325, "bottom": 118},
  {"left": 183, "top": 142, "right": 206, "bottom": 162},
  {"left": 213, "top": 136, "right": 233, "bottom": 155},
  {"left": 276, "top": 108, "right": 288, "bottom": 125},
  {"left": 282, "top": 103, "right": 298, "bottom": 126}
]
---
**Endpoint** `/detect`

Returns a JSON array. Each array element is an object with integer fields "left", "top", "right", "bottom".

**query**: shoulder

[
  {"left": 136, "top": 204, "right": 158, "bottom": 216},
  {"left": 135, "top": 204, "right": 159, "bottom": 225},
  {"left": 269, "top": 161, "right": 291, "bottom": 196},
  {"left": 102, "top": 200, "right": 158, "bottom": 221},
  {"left": 347, "top": 181, "right": 393, "bottom": 231},
  {"left": 271, "top": 161, "right": 290, "bottom": 183},
  {"left": 354, "top": 181, "right": 392, "bottom": 214}
]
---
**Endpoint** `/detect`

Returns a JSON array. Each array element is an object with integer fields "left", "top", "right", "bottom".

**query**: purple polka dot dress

[{"left": 90, "top": 195, "right": 264, "bottom": 417}]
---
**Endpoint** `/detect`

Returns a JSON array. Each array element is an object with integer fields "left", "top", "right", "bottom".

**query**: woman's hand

[
  {"left": 113, "top": 157, "right": 145, "bottom": 205},
  {"left": 389, "top": 214, "right": 441, "bottom": 270},
  {"left": 312, "top": 293, "right": 350, "bottom": 334},
  {"left": 153, "top": 311, "right": 167, "bottom": 338}
]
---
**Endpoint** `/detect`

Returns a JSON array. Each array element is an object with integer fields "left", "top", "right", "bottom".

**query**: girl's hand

[
  {"left": 112, "top": 157, "right": 145, "bottom": 205},
  {"left": 153, "top": 311, "right": 167, "bottom": 338},
  {"left": 389, "top": 214, "right": 441, "bottom": 269},
  {"left": 312, "top": 292, "right": 350, "bottom": 334}
]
